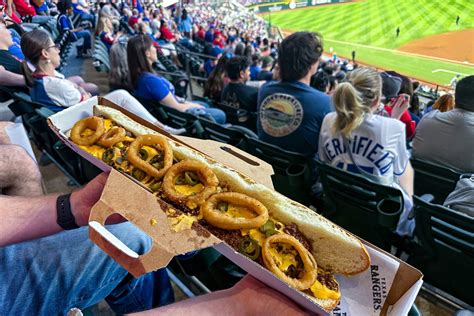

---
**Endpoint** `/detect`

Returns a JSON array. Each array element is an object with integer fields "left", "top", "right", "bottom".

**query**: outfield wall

[{"left": 248, "top": 0, "right": 351, "bottom": 13}]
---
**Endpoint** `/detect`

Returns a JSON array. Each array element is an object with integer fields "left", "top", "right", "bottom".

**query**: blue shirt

[
  {"left": 135, "top": 72, "right": 175, "bottom": 102},
  {"left": 249, "top": 65, "right": 261, "bottom": 81},
  {"left": 257, "top": 81, "right": 332, "bottom": 156},
  {"left": 8, "top": 29, "right": 24, "bottom": 60},
  {"left": 203, "top": 60, "right": 215, "bottom": 77},
  {"left": 179, "top": 17, "right": 192, "bottom": 33}
]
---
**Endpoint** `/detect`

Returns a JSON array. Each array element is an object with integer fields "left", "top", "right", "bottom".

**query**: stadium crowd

[{"left": 0, "top": 0, "right": 472, "bottom": 314}]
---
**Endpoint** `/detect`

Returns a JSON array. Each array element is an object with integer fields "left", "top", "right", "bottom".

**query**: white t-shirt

[{"left": 318, "top": 112, "right": 414, "bottom": 236}]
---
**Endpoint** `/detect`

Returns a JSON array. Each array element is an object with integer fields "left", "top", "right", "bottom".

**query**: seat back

[
  {"left": 316, "top": 161, "right": 405, "bottom": 251},
  {"left": 216, "top": 102, "right": 257, "bottom": 132},
  {"left": 246, "top": 137, "right": 312, "bottom": 205},
  {"left": 411, "top": 159, "right": 460, "bottom": 204},
  {"left": 198, "top": 118, "right": 247, "bottom": 149},
  {"left": 409, "top": 196, "right": 474, "bottom": 305}
]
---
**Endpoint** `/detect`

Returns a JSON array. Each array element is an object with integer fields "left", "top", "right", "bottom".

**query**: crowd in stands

[{"left": 0, "top": 0, "right": 473, "bottom": 313}]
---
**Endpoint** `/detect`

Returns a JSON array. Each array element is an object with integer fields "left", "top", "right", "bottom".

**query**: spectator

[
  {"left": 412, "top": 76, "right": 474, "bottom": 173},
  {"left": 203, "top": 46, "right": 223, "bottom": 77},
  {"left": 203, "top": 56, "right": 228, "bottom": 103},
  {"left": 255, "top": 56, "right": 273, "bottom": 81},
  {"left": 380, "top": 72, "right": 416, "bottom": 139},
  {"left": 249, "top": 54, "right": 261, "bottom": 81},
  {"left": 128, "top": 8, "right": 140, "bottom": 29},
  {"left": 257, "top": 32, "right": 331, "bottom": 158},
  {"left": 409, "top": 81, "right": 421, "bottom": 124},
  {"left": 71, "top": 0, "right": 95, "bottom": 26},
  {"left": 57, "top": 0, "right": 92, "bottom": 58},
  {"left": 128, "top": 34, "right": 226, "bottom": 124},
  {"left": 20, "top": 29, "right": 166, "bottom": 129},
  {"left": 318, "top": 67, "right": 414, "bottom": 236},
  {"left": 221, "top": 56, "right": 259, "bottom": 113},
  {"left": 310, "top": 71, "right": 330, "bottom": 94},
  {"left": 178, "top": 8, "right": 192, "bottom": 38},
  {"left": 108, "top": 37, "right": 130, "bottom": 91},
  {"left": 432, "top": 93, "right": 455, "bottom": 112},
  {"left": 95, "top": 16, "right": 123, "bottom": 50},
  {"left": 0, "top": 23, "right": 21, "bottom": 74}
]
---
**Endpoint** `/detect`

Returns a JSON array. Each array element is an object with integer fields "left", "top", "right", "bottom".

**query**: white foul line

[
  {"left": 323, "top": 38, "right": 474, "bottom": 67},
  {"left": 432, "top": 69, "right": 472, "bottom": 76}
]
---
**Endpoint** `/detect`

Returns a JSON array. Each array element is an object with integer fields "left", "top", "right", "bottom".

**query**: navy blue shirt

[{"left": 257, "top": 81, "right": 332, "bottom": 156}]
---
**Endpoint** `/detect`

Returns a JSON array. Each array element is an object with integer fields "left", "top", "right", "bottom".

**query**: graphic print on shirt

[
  {"left": 259, "top": 93, "right": 303, "bottom": 137},
  {"left": 323, "top": 135, "right": 395, "bottom": 176}
]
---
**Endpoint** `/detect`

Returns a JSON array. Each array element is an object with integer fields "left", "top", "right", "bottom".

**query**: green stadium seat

[
  {"left": 411, "top": 158, "right": 460, "bottom": 204},
  {"left": 315, "top": 160, "right": 405, "bottom": 252},
  {"left": 245, "top": 136, "right": 313, "bottom": 205},
  {"left": 197, "top": 118, "right": 256, "bottom": 150},
  {"left": 408, "top": 196, "right": 474, "bottom": 306}
]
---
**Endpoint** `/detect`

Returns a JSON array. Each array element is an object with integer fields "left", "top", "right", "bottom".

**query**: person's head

[
  {"left": 278, "top": 32, "right": 323, "bottom": 82},
  {"left": 109, "top": 38, "right": 130, "bottom": 90},
  {"left": 332, "top": 67, "right": 382, "bottom": 138},
  {"left": 260, "top": 56, "right": 273, "bottom": 70},
  {"left": 380, "top": 72, "right": 402, "bottom": 102},
  {"left": 96, "top": 16, "right": 113, "bottom": 36},
  {"left": 455, "top": 75, "right": 474, "bottom": 111},
  {"left": 21, "top": 29, "right": 61, "bottom": 87},
  {"left": 385, "top": 71, "right": 413, "bottom": 97},
  {"left": 251, "top": 54, "right": 260, "bottom": 66},
  {"left": 204, "top": 56, "right": 228, "bottom": 101},
  {"left": 0, "top": 23, "right": 13, "bottom": 49},
  {"left": 127, "top": 34, "right": 155, "bottom": 88},
  {"left": 432, "top": 94, "right": 454, "bottom": 112},
  {"left": 58, "top": 0, "right": 73, "bottom": 15},
  {"left": 181, "top": 8, "right": 187, "bottom": 20},
  {"left": 310, "top": 71, "right": 330, "bottom": 93},
  {"left": 225, "top": 56, "right": 250, "bottom": 82},
  {"left": 234, "top": 42, "right": 245, "bottom": 56},
  {"left": 132, "top": 8, "right": 138, "bottom": 16}
]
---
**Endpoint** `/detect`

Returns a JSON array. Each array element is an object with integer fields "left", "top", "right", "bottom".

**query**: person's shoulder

[{"left": 372, "top": 114, "right": 405, "bottom": 132}]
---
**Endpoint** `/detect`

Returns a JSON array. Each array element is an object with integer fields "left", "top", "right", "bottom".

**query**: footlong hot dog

[{"left": 69, "top": 105, "right": 370, "bottom": 311}]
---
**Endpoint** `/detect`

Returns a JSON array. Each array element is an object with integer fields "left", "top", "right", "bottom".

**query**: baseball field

[{"left": 262, "top": 0, "right": 474, "bottom": 86}]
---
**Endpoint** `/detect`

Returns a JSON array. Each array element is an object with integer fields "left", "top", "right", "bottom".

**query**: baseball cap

[
  {"left": 261, "top": 56, "right": 273, "bottom": 68},
  {"left": 381, "top": 72, "right": 402, "bottom": 100},
  {"left": 211, "top": 46, "right": 224, "bottom": 57}
]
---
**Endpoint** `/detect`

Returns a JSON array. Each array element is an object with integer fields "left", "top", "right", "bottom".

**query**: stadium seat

[
  {"left": 246, "top": 136, "right": 313, "bottom": 206},
  {"left": 411, "top": 159, "right": 461, "bottom": 204},
  {"left": 215, "top": 102, "right": 257, "bottom": 132},
  {"left": 408, "top": 196, "right": 474, "bottom": 306},
  {"left": 197, "top": 118, "right": 256, "bottom": 149},
  {"left": 315, "top": 160, "right": 405, "bottom": 251}
]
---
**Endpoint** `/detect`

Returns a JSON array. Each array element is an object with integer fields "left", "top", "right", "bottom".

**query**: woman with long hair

[
  {"left": 20, "top": 29, "right": 174, "bottom": 131},
  {"left": 318, "top": 67, "right": 414, "bottom": 236},
  {"left": 95, "top": 16, "right": 123, "bottom": 50},
  {"left": 108, "top": 37, "right": 131, "bottom": 91},
  {"left": 432, "top": 93, "right": 454, "bottom": 112},
  {"left": 203, "top": 55, "right": 229, "bottom": 102},
  {"left": 127, "top": 34, "right": 226, "bottom": 124}
]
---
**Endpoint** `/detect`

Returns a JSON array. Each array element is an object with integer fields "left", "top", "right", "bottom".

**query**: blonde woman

[
  {"left": 95, "top": 16, "right": 122, "bottom": 50},
  {"left": 432, "top": 93, "right": 455, "bottom": 112},
  {"left": 318, "top": 67, "right": 415, "bottom": 236}
]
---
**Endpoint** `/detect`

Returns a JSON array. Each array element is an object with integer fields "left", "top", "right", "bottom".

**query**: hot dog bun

[{"left": 93, "top": 105, "right": 370, "bottom": 277}]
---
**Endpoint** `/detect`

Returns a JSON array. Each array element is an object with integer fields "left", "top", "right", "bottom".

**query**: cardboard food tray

[{"left": 48, "top": 97, "right": 423, "bottom": 315}]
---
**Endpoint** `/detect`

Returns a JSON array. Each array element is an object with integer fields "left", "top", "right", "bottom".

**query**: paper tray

[{"left": 48, "top": 97, "right": 423, "bottom": 315}]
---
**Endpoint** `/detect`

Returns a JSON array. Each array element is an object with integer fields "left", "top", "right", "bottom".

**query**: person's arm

[
  {"left": 0, "top": 173, "right": 115, "bottom": 247},
  {"left": 160, "top": 92, "right": 203, "bottom": 112},
  {"left": 0, "top": 65, "right": 26, "bottom": 86},
  {"left": 399, "top": 160, "right": 414, "bottom": 197},
  {"left": 128, "top": 276, "right": 310, "bottom": 316}
]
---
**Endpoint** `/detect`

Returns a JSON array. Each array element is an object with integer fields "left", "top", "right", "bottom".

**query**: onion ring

[
  {"left": 70, "top": 116, "right": 105, "bottom": 146},
  {"left": 127, "top": 134, "right": 173, "bottom": 178},
  {"left": 98, "top": 126, "right": 127, "bottom": 147},
  {"left": 262, "top": 234, "right": 317, "bottom": 290},
  {"left": 202, "top": 192, "right": 269, "bottom": 230},
  {"left": 163, "top": 160, "right": 218, "bottom": 207}
]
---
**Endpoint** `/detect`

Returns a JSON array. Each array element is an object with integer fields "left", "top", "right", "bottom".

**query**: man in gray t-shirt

[{"left": 413, "top": 76, "right": 474, "bottom": 173}]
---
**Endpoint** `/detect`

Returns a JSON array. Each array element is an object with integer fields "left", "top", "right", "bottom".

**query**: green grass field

[{"left": 263, "top": 0, "right": 474, "bottom": 85}]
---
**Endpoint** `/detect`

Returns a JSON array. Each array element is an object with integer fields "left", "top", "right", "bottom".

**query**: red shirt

[
  {"left": 128, "top": 16, "right": 139, "bottom": 28},
  {"left": 384, "top": 105, "right": 416, "bottom": 139},
  {"left": 197, "top": 28, "right": 205, "bottom": 40},
  {"left": 160, "top": 26, "right": 175, "bottom": 41}
]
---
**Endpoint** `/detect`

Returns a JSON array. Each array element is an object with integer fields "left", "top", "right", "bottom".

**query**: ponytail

[
  {"left": 332, "top": 67, "right": 382, "bottom": 138},
  {"left": 332, "top": 82, "right": 367, "bottom": 139},
  {"left": 21, "top": 61, "right": 35, "bottom": 88}
]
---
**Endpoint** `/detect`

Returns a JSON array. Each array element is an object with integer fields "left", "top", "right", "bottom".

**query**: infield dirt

[{"left": 398, "top": 29, "right": 474, "bottom": 64}]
